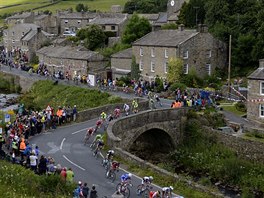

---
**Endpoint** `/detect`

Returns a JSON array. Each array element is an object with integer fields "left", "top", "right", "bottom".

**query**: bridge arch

[{"left": 107, "top": 108, "right": 188, "bottom": 152}]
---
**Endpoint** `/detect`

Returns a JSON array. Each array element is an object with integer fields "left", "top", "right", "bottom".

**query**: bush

[
  {"left": 235, "top": 101, "right": 247, "bottom": 112},
  {"left": 169, "top": 82, "right": 187, "bottom": 92}
]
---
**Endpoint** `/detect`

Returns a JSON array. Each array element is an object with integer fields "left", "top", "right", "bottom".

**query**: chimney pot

[
  {"left": 259, "top": 59, "right": 264, "bottom": 68},
  {"left": 178, "top": 24, "right": 185, "bottom": 31}
]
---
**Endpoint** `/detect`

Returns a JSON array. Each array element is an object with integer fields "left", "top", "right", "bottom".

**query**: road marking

[
  {"left": 47, "top": 142, "right": 60, "bottom": 154},
  {"left": 63, "top": 155, "right": 86, "bottom": 171},
  {"left": 60, "top": 138, "right": 66, "bottom": 150},
  {"left": 72, "top": 128, "right": 88, "bottom": 135}
]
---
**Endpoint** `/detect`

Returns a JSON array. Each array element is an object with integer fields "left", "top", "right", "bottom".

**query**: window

[
  {"left": 140, "top": 47, "right": 143, "bottom": 56},
  {"left": 183, "top": 64, "right": 188, "bottom": 74},
  {"left": 165, "top": 49, "right": 168, "bottom": 58},
  {"left": 65, "top": 28, "right": 69, "bottom": 31},
  {"left": 64, "top": 20, "right": 68, "bottom": 24},
  {"left": 12, "top": 40, "right": 15, "bottom": 43},
  {"left": 12, "top": 32, "right": 14, "bottom": 36},
  {"left": 164, "top": 62, "right": 168, "bottom": 74},
  {"left": 151, "top": 48, "right": 155, "bottom": 57},
  {"left": 78, "top": 20, "right": 81, "bottom": 24},
  {"left": 139, "top": 59, "right": 143, "bottom": 71},
  {"left": 260, "top": 82, "right": 264, "bottom": 95},
  {"left": 260, "top": 104, "right": 264, "bottom": 117},
  {"left": 206, "top": 64, "right": 211, "bottom": 75},
  {"left": 102, "top": 26, "right": 106, "bottom": 30},
  {"left": 4, "top": 32, "right": 7, "bottom": 36},
  {"left": 22, "top": 32, "right": 24, "bottom": 36},
  {"left": 206, "top": 50, "right": 211, "bottom": 58},
  {"left": 111, "top": 26, "right": 115, "bottom": 30},
  {"left": 183, "top": 50, "right": 188, "bottom": 59},
  {"left": 151, "top": 61, "right": 155, "bottom": 72}
]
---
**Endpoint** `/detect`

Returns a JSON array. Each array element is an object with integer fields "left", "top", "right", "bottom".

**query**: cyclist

[
  {"left": 114, "top": 107, "right": 121, "bottom": 119},
  {"left": 93, "top": 138, "right": 104, "bottom": 157},
  {"left": 121, "top": 173, "right": 132, "bottom": 184},
  {"left": 102, "top": 149, "right": 114, "bottom": 168},
  {"left": 149, "top": 190, "right": 160, "bottom": 198},
  {"left": 84, "top": 127, "right": 94, "bottom": 145},
  {"left": 142, "top": 176, "right": 153, "bottom": 185},
  {"left": 100, "top": 111, "right": 107, "bottom": 122},
  {"left": 106, "top": 160, "right": 120, "bottom": 177},
  {"left": 162, "top": 186, "right": 173, "bottom": 198},
  {"left": 94, "top": 119, "right": 103, "bottom": 133},
  {"left": 132, "top": 99, "right": 139, "bottom": 114},
  {"left": 90, "top": 134, "right": 102, "bottom": 148},
  {"left": 123, "top": 103, "right": 130, "bottom": 116},
  {"left": 154, "top": 93, "right": 162, "bottom": 107}
]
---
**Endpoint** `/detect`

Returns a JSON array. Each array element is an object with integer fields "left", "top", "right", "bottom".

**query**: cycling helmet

[
  {"left": 128, "top": 173, "right": 132, "bottom": 178},
  {"left": 111, "top": 150, "right": 115, "bottom": 154},
  {"left": 169, "top": 186, "right": 174, "bottom": 191},
  {"left": 149, "top": 176, "right": 153, "bottom": 181}
]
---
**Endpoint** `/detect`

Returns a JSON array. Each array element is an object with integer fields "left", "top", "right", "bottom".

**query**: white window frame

[
  {"left": 183, "top": 50, "right": 188, "bottom": 59},
  {"left": 12, "top": 40, "right": 15, "bottom": 43},
  {"left": 260, "top": 82, "right": 264, "bottom": 95},
  {"left": 165, "top": 49, "right": 168, "bottom": 58},
  {"left": 259, "top": 104, "right": 264, "bottom": 117},
  {"left": 206, "top": 64, "right": 211, "bottom": 75},
  {"left": 140, "top": 47, "right": 143, "bottom": 56},
  {"left": 151, "top": 61, "right": 155, "bottom": 72},
  {"left": 151, "top": 48, "right": 155, "bottom": 57},
  {"left": 139, "top": 59, "right": 143, "bottom": 71},
  {"left": 164, "top": 62, "right": 168, "bottom": 74},
  {"left": 78, "top": 20, "right": 81, "bottom": 24},
  {"left": 64, "top": 20, "right": 68, "bottom": 24},
  {"left": 183, "top": 63, "right": 188, "bottom": 74},
  {"left": 65, "top": 28, "right": 69, "bottom": 31},
  {"left": 206, "top": 50, "right": 212, "bottom": 58}
]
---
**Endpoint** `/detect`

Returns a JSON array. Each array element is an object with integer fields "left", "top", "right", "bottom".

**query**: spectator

[
  {"left": 82, "top": 183, "right": 90, "bottom": 198},
  {"left": 38, "top": 155, "right": 47, "bottom": 175},
  {"left": 73, "top": 105, "right": 78, "bottom": 122},
  {"left": 90, "top": 185, "right": 97, "bottom": 198},
  {"left": 66, "top": 167, "right": 74, "bottom": 182},
  {"left": 60, "top": 167, "right": 67, "bottom": 182},
  {"left": 29, "top": 151, "right": 38, "bottom": 172}
]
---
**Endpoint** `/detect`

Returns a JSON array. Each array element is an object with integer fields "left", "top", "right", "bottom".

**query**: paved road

[{"left": 30, "top": 118, "right": 176, "bottom": 198}]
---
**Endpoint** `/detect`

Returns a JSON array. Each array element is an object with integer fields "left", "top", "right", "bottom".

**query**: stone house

[
  {"left": 36, "top": 45, "right": 107, "bottom": 78},
  {"left": 3, "top": 23, "right": 49, "bottom": 61},
  {"left": 58, "top": 12, "right": 97, "bottom": 34},
  {"left": 111, "top": 48, "right": 132, "bottom": 79},
  {"left": 34, "top": 14, "right": 59, "bottom": 35},
  {"left": 132, "top": 25, "right": 227, "bottom": 81},
  {"left": 89, "top": 13, "right": 129, "bottom": 37},
  {"left": 247, "top": 59, "right": 264, "bottom": 123},
  {"left": 5, "top": 12, "right": 35, "bottom": 26}
]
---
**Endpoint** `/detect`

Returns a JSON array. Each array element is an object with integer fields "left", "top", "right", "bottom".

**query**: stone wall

[
  {"left": 77, "top": 99, "right": 149, "bottom": 122},
  {"left": 208, "top": 127, "right": 264, "bottom": 163},
  {"left": 0, "top": 71, "right": 38, "bottom": 93}
]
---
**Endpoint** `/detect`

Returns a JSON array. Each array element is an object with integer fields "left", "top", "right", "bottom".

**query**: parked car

[{"left": 63, "top": 31, "right": 76, "bottom": 37}]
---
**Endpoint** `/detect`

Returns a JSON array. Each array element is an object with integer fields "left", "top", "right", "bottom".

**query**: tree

[
  {"left": 76, "top": 25, "right": 106, "bottom": 50},
  {"left": 166, "top": 58, "right": 184, "bottom": 84},
  {"left": 122, "top": 14, "right": 151, "bottom": 45},
  {"left": 75, "top": 3, "right": 88, "bottom": 12},
  {"left": 130, "top": 56, "right": 141, "bottom": 80},
  {"left": 123, "top": 0, "right": 167, "bottom": 14}
]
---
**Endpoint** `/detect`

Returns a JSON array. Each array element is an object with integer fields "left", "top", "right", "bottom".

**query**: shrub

[
  {"left": 169, "top": 82, "right": 187, "bottom": 92},
  {"left": 235, "top": 101, "right": 247, "bottom": 112}
]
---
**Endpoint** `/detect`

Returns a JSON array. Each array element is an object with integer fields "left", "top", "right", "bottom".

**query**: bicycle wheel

[
  {"left": 122, "top": 187, "right": 130, "bottom": 198},
  {"left": 116, "top": 183, "right": 122, "bottom": 191},
  {"left": 110, "top": 172, "right": 116, "bottom": 183},
  {"left": 136, "top": 184, "right": 143, "bottom": 195},
  {"left": 141, "top": 189, "right": 150, "bottom": 198}
]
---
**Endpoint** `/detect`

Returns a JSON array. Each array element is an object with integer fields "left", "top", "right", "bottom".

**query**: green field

[{"left": 0, "top": 0, "right": 127, "bottom": 16}]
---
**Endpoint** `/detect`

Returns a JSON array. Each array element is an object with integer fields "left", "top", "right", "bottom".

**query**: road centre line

[
  {"left": 60, "top": 138, "right": 66, "bottom": 150},
  {"left": 63, "top": 155, "right": 86, "bottom": 171},
  {"left": 72, "top": 128, "right": 88, "bottom": 135}
]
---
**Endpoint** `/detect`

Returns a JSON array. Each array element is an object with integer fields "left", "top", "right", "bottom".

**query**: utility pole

[
  {"left": 228, "top": 35, "right": 232, "bottom": 97},
  {"left": 193, "top": 7, "right": 200, "bottom": 27}
]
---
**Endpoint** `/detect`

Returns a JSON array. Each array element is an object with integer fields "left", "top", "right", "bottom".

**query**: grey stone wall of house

[
  {"left": 108, "top": 37, "right": 121, "bottom": 47},
  {"left": 111, "top": 57, "right": 132, "bottom": 79},
  {"left": 107, "top": 108, "right": 188, "bottom": 150},
  {"left": 180, "top": 32, "right": 227, "bottom": 78},
  {"left": 132, "top": 46, "right": 176, "bottom": 80},
  {"left": 77, "top": 99, "right": 149, "bottom": 122},
  {"left": 247, "top": 79, "right": 263, "bottom": 122},
  {"left": 34, "top": 15, "right": 59, "bottom": 35}
]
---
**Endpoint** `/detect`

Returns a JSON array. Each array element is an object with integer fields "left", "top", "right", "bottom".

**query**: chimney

[
  {"left": 197, "top": 24, "right": 208, "bottom": 33},
  {"left": 37, "top": 27, "right": 41, "bottom": 33},
  {"left": 178, "top": 24, "right": 185, "bottom": 31},
  {"left": 259, "top": 59, "right": 264, "bottom": 68}
]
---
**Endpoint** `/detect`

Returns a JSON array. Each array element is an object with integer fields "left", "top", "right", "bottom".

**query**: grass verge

[{"left": 221, "top": 105, "right": 246, "bottom": 116}]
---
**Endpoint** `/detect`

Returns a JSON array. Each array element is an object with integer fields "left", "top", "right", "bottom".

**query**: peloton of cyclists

[
  {"left": 93, "top": 138, "right": 104, "bottom": 157},
  {"left": 162, "top": 186, "right": 173, "bottom": 198},
  {"left": 102, "top": 149, "right": 114, "bottom": 167},
  {"left": 84, "top": 127, "right": 94, "bottom": 145},
  {"left": 106, "top": 160, "right": 120, "bottom": 177},
  {"left": 121, "top": 173, "right": 132, "bottom": 184},
  {"left": 141, "top": 176, "right": 153, "bottom": 185},
  {"left": 90, "top": 134, "right": 103, "bottom": 148}
]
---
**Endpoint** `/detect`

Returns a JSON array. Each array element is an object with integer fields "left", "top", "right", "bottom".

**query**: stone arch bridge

[{"left": 107, "top": 108, "right": 189, "bottom": 152}]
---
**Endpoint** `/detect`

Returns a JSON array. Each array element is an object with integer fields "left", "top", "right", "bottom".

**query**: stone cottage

[
  {"left": 3, "top": 23, "right": 50, "bottom": 61},
  {"left": 111, "top": 48, "right": 132, "bottom": 79},
  {"left": 247, "top": 59, "right": 264, "bottom": 123},
  {"left": 132, "top": 25, "right": 227, "bottom": 81},
  {"left": 36, "top": 45, "right": 107, "bottom": 79}
]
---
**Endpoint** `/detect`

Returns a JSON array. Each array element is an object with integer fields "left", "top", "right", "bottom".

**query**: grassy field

[
  {"left": 221, "top": 104, "right": 246, "bottom": 116},
  {"left": 0, "top": 0, "right": 127, "bottom": 16}
]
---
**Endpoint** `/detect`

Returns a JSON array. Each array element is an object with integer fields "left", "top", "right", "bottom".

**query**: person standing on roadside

[
  {"left": 66, "top": 167, "right": 74, "bottom": 183},
  {"left": 73, "top": 105, "right": 78, "bottom": 122},
  {"left": 89, "top": 185, "right": 98, "bottom": 198},
  {"left": 82, "top": 183, "right": 89, "bottom": 198}
]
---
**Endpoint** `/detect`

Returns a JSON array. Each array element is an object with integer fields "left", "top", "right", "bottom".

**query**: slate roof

[
  {"left": 248, "top": 69, "right": 264, "bottom": 80},
  {"left": 138, "top": 14, "right": 160, "bottom": 21},
  {"left": 7, "top": 12, "right": 32, "bottom": 19},
  {"left": 35, "top": 14, "right": 48, "bottom": 20},
  {"left": 37, "top": 46, "right": 104, "bottom": 61},
  {"left": 58, "top": 12, "right": 97, "bottom": 19},
  {"left": 89, "top": 13, "right": 127, "bottom": 25},
  {"left": 21, "top": 30, "right": 37, "bottom": 41},
  {"left": 133, "top": 29, "right": 199, "bottom": 47},
  {"left": 111, "top": 48, "right": 132, "bottom": 59}
]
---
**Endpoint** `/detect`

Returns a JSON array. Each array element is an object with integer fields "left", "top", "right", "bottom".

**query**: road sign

[
  {"left": 4, "top": 114, "right": 10, "bottom": 123},
  {"left": 46, "top": 105, "right": 52, "bottom": 112}
]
